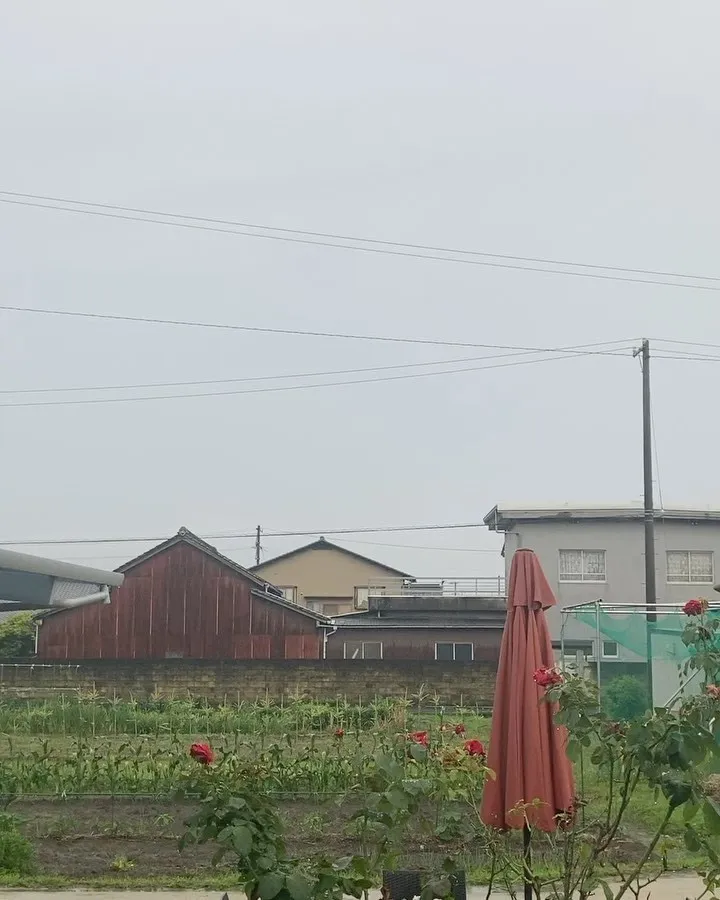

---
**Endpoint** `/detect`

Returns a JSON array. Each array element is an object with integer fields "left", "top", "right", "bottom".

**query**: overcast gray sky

[{"left": 1, "top": 1, "right": 719, "bottom": 578}]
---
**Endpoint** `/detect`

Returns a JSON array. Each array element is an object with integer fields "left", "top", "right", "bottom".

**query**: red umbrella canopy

[{"left": 480, "top": 548, "right": 574, "bottom": 832}]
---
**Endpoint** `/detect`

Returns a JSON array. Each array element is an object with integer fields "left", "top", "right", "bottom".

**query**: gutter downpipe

[{"left": 322, "top": 625, "right": 337, "bottom": 660}]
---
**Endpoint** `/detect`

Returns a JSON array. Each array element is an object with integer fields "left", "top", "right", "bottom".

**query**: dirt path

[{"left": 4, "top": 878, "right": 708, "bottom": 899}]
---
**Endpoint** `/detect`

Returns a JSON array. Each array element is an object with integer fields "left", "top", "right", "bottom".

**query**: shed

[
  {"left": 36, "top": 528, "right": 330, "bottom": 660},
  {"left": 326, "top": 592, "right": 506, "bottom": 662}
]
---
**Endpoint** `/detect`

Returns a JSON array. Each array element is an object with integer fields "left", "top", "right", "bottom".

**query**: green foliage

[
  {"left": 0, "top": 614, "right": 35, "bottom": 659},
  {"left": 0, "top": 814, "right": 34, "bottom": 874},
  {"left": 601, "top": 675, "right": 649, "bottom": 721},
  {"left": 180, "top": 730, "right": 490, "bottom": 900},
  {"left": 0, "top": 694, "right": 432, "bottom": 736},
  {"left": 543, "top": 603, "right": 720, "bottom": 899}
]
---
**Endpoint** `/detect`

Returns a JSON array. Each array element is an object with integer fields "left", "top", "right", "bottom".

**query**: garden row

[
  {"left": 0, "top": 695, "right": 484, "bottom": 736},
  {"left": 0, "top": 724, "right": 488, "bottom": 798}
]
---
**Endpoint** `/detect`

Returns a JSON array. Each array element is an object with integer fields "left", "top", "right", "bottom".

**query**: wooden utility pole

[{"left": 255, "top": 525, "right": 262, "bottom": 566}]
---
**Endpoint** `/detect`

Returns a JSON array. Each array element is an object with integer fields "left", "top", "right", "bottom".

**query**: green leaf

[
  {"left": 704, "top": 798, "right": 720, "bottom": 835},
  {"left": 410, "top": 743, "right": 428, "bottom": 762},
  {"left": 598, "top": 880, "right": 614, "bottom": 900},
  {"left": 685, "top": 825, "right": 702, "bottom": 852},
  {"left": 386, "top": 787, "right": 409, "bottom": 809},
  {"left": 257, "top": 873, "right": 286, "bottom": 900},
  {"left": 285, "top": 872, "right": 313, "bottom": 900},
  {"left": 566, "top": 738, "right": 582, "bottom": 762},
  {"left": 684, "top": 801, "right": 701, "bottom": 823},
  {"left": 231, "top": 824, "right": 253, "bottom": 856}
]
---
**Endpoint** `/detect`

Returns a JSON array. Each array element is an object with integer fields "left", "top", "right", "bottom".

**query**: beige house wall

[{"left": 254, "top": 546, "right": 405, "bottom": 616}]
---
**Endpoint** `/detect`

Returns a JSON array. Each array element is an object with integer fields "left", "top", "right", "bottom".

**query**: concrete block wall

[{"left": 0, "top": 659, "right": 497, "bottom": 707}]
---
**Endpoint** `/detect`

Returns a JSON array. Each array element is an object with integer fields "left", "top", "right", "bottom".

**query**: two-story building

[
  {"left": 484, "top": 503, "right": 720, "bottom": 695},
  {"left": 250, "top": 538, "right": 413, "bottom": 617}
]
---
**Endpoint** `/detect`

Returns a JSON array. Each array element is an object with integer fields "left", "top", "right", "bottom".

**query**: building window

[
  {"left": 278, "top": 586, "right": 298, "bottom": 603},
  {"left": 343, "top": 641, "right": 383, "bottom": 660},
  {"left": 666, "top": 550, "right": 714, "bottom": 584},
  {"left": 323, "top": 604, "right": 340, "bottom": 617},
  {"left": 559, "top": 550, "right": 606, "bottom": 582},
  {"left": 435, "top": 642, "right": 474, "bottom": 662},
  {"left": 354, "top": 587, "right": 370, "bottom": 609},
  {"left": 602, "top": 640, "right": 619, "bottom": 659}
]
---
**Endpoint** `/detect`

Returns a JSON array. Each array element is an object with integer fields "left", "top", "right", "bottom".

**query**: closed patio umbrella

[{"left": 480, "top": 548, "right": 574, "bottom": 898}]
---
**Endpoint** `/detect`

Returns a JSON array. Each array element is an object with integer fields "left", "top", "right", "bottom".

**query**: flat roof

[{"left": 484, "top": 503, "right": 720, "bottom": 531}]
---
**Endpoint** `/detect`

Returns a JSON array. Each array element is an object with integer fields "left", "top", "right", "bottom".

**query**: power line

[
  {"left": 2, "top": 190, "right": 720, "bottom": 290},
  {"left": 0, "top": 346, "right": 621, "bottom": 396},
  {"left": 0, "top": 303, "right": 638, "bottom": 355},
  {"left": 7, "top": 342, "right": 712, "bottom": 398},
  {"left": 55, "top": 539, "right": 499, "bottom": 561},
  {"left": 651, "top": 338, "right": 720, "bottom": 351},
  {"left": 0, "top": 522, "right": 487, "bottom": 547},
  {"left": 0, "top": 349, "right": 630, "bottom": 408}
]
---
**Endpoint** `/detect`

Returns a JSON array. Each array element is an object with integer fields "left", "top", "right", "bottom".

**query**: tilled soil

[
  {"left": 8, "top": 797, "right": 648, "bottom": 880},
  {"left": 11, "top": 797, "right": 381, "bottom": 878}
]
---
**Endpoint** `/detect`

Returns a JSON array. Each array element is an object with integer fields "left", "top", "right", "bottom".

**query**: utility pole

[
  {"left": 255, "top": 525, "right": 262, "bottom": 566},
  {"left": 634, "top": 339, "right": 656, "bottom": 705}
]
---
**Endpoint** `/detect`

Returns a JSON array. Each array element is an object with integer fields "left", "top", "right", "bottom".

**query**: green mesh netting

[{"left": 571, "top": 608, "right": 689, "bottom": 660}]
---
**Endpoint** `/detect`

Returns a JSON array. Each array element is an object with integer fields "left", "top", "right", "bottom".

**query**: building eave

[{"left": 485, "top": 503, "right": 720, "bottom": 531}]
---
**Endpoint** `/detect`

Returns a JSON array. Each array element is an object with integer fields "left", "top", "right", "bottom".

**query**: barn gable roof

[
  {"left": 39, "top": 528, "right": 331, "bottom": 625},
  {"left": 250, "top": 537, "right": 412, "bottom": 578}
]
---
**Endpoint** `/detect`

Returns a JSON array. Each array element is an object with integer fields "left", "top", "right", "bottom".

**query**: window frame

[
  {"left": 666, "top": 550, "right": 714, "bottom": 584},
  {"left": 601, "top": 640, "right": 619, "bottom": 659},
  {"left": 434, "top": 641, "right": 474, "bottom": 662},
  {"left": 278, "top": 586, "right": 298, "bottom": 603},
  {"left": 343, "top": 640, "right": 383, "bottom": 660},
  {"left": 558, "top": 549, "right": 607, "bottom": 583}
]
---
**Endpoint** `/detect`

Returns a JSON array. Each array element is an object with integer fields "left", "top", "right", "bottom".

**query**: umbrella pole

[{"left": 523, "top": 824, "right": 533, "bottom": 900}]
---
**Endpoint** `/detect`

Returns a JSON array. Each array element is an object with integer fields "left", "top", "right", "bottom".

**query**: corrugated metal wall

[{"left": 37, "top": 542, "right": 322, "bottom": 660}]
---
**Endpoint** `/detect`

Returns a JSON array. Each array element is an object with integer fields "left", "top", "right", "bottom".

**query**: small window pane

[
  {"left": 362, "top": 642, "right": 382, "bottom": 659},
  {"left": 602, "top": 641, "right": 618, "bottom": 658},
  {"left": 559, "top": 550, "right": 583, "bottom": 580},
  {"left": 435, "top": 643, "right": 454, "bottom": 661},
  {"left": 667, "top": 551, "right": 689, "bottom": 582},
  {"left": 583, "top": 551, "right": 606, "bottom": 580},
  {"left": 344, "top": 642, "right": 362, "bottom": 660},
  {"left": 690, "top": 552, "right": 713, "bottom": 583},
  {"left": 454, "top": 643, "right": 473, "bottom": 662}
]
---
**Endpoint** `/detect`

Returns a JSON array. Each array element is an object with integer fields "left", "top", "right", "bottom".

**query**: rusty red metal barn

[{"left": 35, "top": 529, "right": 329, "bottom": 660}]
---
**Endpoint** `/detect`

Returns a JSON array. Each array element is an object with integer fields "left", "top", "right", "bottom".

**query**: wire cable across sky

[
  {"left": 0, "top": 521, "right": 488, "bottom": 547},
  {"left": 2, "top": 190, "right": 720, "bottom": 291},
  {"left": 0, "top": 347, "right": 633, "bottom": 408}
]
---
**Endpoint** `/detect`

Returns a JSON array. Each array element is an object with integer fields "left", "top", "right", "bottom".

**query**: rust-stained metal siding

[{"left": 37, "top": 542, "right": 322, "bottom": 660}]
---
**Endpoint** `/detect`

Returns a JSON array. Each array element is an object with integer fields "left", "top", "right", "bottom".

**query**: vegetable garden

[{"left": 3, "top": 599, "right": 720, "bottom": 897}]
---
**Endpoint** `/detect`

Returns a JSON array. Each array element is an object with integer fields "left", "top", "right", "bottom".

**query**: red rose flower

[
  {"left": 334, "top": 728, "right": 345, "bottom": 738},
  {"left": 189, "top": 742, "right": 214, "bottom": 765},
  {"left": 409, "top": 731, "right": 429, "bottom": 747},
  {"left": 463, "top": 739, "right": 485, "bottom": 757},
  {"left": 533, "top": 666, "right": 563, "bottom": 688},
  {"left": 684, "top": 598, "right": 706, "bottom": 617},
  {"left": 454, "top": 723, "right": 466, "bottom": 736}
]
